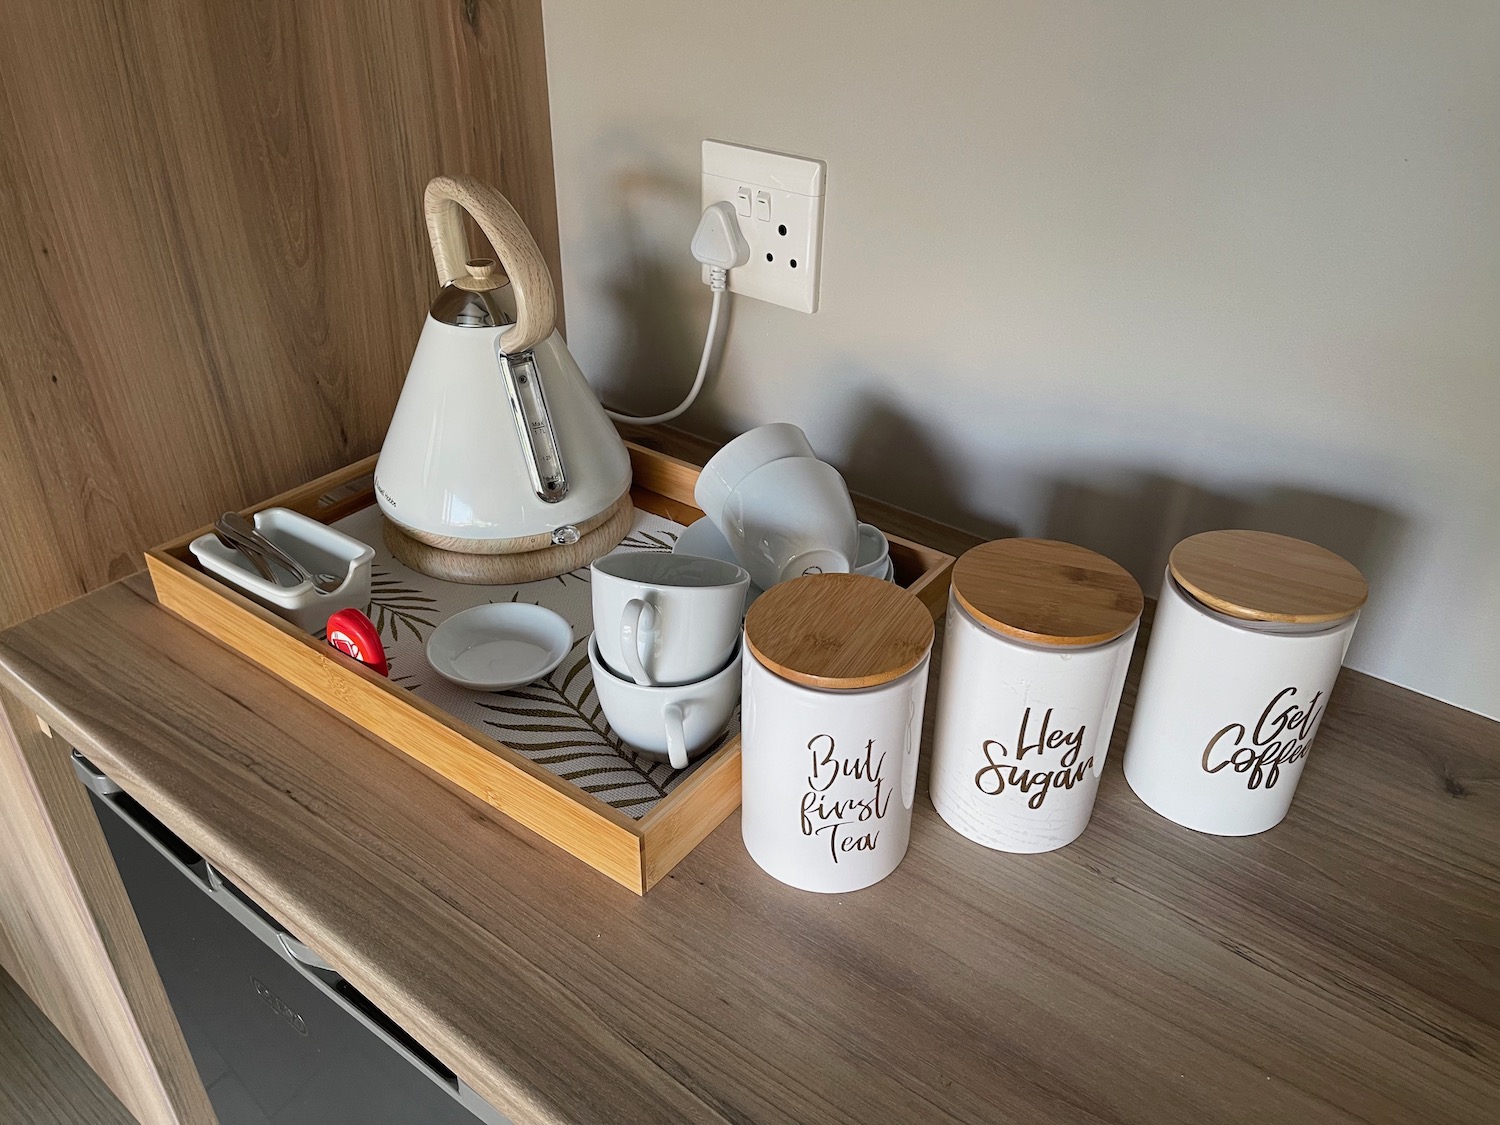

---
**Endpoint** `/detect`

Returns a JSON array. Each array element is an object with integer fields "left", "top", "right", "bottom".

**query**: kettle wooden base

[
  {"left": 390, "top": 488, "right": 631, "bottom": 555},
  {"left": 383, "top": 492, "right": 635, "bottom": 584}
]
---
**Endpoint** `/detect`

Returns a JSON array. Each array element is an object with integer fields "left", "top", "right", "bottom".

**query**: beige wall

[{"left": 543, "top": 0, "right": 1500, "bottom": 719}]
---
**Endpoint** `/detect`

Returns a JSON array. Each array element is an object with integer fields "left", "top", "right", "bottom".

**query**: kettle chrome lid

[{"left": 429, "top": 258, "right": 515, "bottom": 328}]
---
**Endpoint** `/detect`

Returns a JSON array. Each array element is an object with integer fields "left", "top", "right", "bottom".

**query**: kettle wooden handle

[{"left": 423, "top": 174, "right": 556, "bottom": 354}]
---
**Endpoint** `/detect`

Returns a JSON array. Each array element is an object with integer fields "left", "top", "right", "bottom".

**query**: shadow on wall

[
  {"left": 812, "top": 388, "right": 1407, "bottom": 615},
  {"left": 585, "top": 141, "right": 707, "bottom": 416},
  {"left": 837, "top": 397, "right": 1021, "bottom": 542},
  {"left": 1042, "top": 475, "right": 1409, "bottom": 605}
]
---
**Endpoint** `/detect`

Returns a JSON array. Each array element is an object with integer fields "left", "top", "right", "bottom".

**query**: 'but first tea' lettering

[{"left": 800, "top": 734, "right": 891, "bottom": 863}]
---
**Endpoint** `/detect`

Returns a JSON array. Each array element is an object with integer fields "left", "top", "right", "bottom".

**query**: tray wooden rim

[{"left": 144, "top": 442, "right": 956, "bottom": 893}]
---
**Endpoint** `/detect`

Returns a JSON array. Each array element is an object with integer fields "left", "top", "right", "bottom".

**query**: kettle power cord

[{"left": 604, "top": 201, "right": 749, "bottom": 426}]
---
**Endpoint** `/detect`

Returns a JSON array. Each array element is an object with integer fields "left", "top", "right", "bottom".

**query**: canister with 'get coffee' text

[{"left": 1123, "top": 530, "right": 1367, "bottom": 836}]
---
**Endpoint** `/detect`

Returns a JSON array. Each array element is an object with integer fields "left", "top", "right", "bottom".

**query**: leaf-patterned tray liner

[{"left": 332, "top": 505, "right": 734, "bottom": 819}]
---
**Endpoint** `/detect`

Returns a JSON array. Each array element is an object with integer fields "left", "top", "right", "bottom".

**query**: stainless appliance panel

[{"left": 77, "top": 753, "right": 508, "bottom": 1125}]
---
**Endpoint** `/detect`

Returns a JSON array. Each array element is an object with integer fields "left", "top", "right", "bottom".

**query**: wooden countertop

[{"left": 1, "top": 432, "right": 1497, "bottom": 1124}]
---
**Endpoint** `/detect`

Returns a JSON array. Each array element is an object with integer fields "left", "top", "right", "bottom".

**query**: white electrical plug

[{"left": 690, "top": 200, "right": 750, "bottom": 286}]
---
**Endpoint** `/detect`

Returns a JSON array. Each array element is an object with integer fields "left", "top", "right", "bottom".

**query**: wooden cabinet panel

[
  {"left": 0, "top": 0, "right": 559, "bottom": 1117},
  {"left": 0, "top": 966, "right": 135, "bottom": 1125},
  {"left": 0, "top": 692, "right": 217, "bottom": 1125}
]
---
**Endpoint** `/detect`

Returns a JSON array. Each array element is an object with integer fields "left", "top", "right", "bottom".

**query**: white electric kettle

[{"left": 375, "top": 175, "right": 632, "bottom": 580}]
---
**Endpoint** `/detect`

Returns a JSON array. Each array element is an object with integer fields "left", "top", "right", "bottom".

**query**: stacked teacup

[
  {"left": 694, "top": 423, "right": 886, "bottom": 590},
  {"left": 591, "top": 423, "right": 882, "bottom": 768},
  {"left": 589, "top": 552, "right": 749, "bottom": 768}
]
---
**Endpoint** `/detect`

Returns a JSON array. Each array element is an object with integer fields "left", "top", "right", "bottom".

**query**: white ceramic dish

[
  {"left": 425, "top": 603, "right": 573, "bottom": 691},
  {"left": 673, "top": 517, "right": 765, "bottom": 609},
  {"left": 673, "top": 516, "right": 739, "bottom": 566},
  {"left": 190, "top": 507, "right": 374, "bottom": 633},
  {"left": 855, "top": 523, "right": 891, "bottom": 579}
]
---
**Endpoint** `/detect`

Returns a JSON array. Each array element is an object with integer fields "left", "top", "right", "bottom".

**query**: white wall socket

[{"left": 701, "top": 140, "right": 825, "bottom": 313}]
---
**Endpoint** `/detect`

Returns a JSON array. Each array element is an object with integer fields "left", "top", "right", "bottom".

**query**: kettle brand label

[
  {"left": 973, "top": 706, "right": 1093, "bottom": 810},
  {"left": 1200, "top": 685, "right": 1324, "bottom": 790},
  {"left": 799, "top": 734, "right": 891, "bottom": 863}
]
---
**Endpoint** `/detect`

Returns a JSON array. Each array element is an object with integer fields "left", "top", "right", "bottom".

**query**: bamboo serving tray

[{"left": 145, "top": 443, "right": 956, "bottom": 893}]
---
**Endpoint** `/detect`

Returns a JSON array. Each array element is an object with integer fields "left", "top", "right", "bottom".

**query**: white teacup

[
  {"left": 717, "top": 456, "right": 859, "bottom": 589},
  {"left": 694, "top": 423, "right": 815, "bottom": 528},
  {"left": 589, "top": 633, "right": 742, "bottom": 768},
  {"left": 591, "top": 552, "right": 749, "bottom": 687}
]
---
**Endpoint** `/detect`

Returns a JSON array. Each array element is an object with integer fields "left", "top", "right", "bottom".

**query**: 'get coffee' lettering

[{"left": 1200, "top": 686, "right": 1324, "bottom": 790}]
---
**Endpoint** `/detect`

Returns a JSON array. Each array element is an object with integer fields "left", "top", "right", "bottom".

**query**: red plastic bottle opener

[{"left": 326, "top": 608, "right": 389, "bottom": 676}]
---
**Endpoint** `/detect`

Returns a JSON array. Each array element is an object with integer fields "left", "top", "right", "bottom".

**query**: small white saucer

[
  {"left": 673, "top": 516, "right": 740, "bottom": 566},
  {"left": 425, "top": 603, "right": 572, "bottom": 691}
]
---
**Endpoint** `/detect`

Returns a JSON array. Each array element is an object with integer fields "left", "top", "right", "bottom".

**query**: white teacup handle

[
  {"left": 620, "top": 598, "right": 658, "bottom": 686},
  {"left": 663, "top": 701, "right": 690, "bottom": 769}
]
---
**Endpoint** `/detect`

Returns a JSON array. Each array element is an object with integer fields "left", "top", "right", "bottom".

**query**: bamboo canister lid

[
  {"left": 952, "top": 539, "right": 1143, "bottom": 647},
  {"left": 1168, "top": 530, "right": 1368, "bottom": 624},
  {"left": 744, "top": 573, "right": 934, "bottom": 690}
]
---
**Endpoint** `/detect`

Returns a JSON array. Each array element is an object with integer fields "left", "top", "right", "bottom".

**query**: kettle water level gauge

[{"left": 498, "top": 345, "right": 569, "bottom": 503}]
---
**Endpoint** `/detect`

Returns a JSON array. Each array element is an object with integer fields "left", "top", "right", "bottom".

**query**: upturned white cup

[
  {"left": 591, "top": 552, "right": 749, "bottom": 687},
  {"left": 717, "top": 456, "right": 859, "bottom": 589},
  {"left": 589, "top": 633, "right": 742, "bottom": 768},
  {"left": 694, "top": 423, "right": 816, "bottom": 528}
]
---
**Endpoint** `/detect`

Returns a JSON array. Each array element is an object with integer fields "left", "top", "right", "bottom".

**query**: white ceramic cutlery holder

[
  {"left": 189, "top": 507, "right": 373, "bottom": 632},
  {"left": 929, "top": 540, "right": 1142, "bottom": 854},
  {"left": 1123, "top": 531, "right": 1367, "bottom": 836},
  {"left": 739, "top": 574, "right": 934, "bottom": 893}
]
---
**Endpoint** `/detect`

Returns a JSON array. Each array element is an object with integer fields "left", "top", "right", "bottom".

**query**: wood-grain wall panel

[
  {"left": 0, "top": 1, "right": 560, "bottom": 1118},
  {"left": 0, "top": 0, "right": 560, "bottom": 628}
]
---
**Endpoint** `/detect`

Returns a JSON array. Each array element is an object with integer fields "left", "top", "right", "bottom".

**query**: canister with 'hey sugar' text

[
  {"left": 930, "top": 539, "right": 1142, "bottom": 853},
  {"left": 1123, "top": 530, "right": 1367, "bottom": 836},
  {"left": 740, "top": 573, "right": 934, "bottom": 893}
]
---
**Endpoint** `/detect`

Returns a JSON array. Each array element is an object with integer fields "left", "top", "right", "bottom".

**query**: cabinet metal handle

[{"left": 70, "top": 750, "right": 121, "bottom": 795}]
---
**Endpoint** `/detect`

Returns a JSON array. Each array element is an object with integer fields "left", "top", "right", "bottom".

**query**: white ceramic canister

[
  {"left": 929, "top": 539, "right": 1143, "bottom": 853},
  {"left": 740, "top": 573, "right": 935, "bottom": 893},
  {"left": 1123, "top": 530, "right": 1367, "bottom": 836}
]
